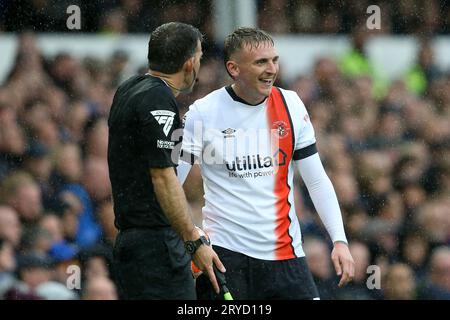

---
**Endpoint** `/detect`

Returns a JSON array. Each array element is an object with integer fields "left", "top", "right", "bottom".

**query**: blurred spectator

[
  {"left": 0, "top": 206, "right": 22, "bottom": 249},
  {"left": 49, "top": 143, "right": 103, "bottom": 248},
  {"left": 1, "top": 171, "right": 43, "bottom": 227},
  {"left": 303, "top": 237, "right": 337, "bottom": 299},
  {"left": 48, "top": 241, "right": 80, "bottom": 285},
  {"left": 81, "top": 276, "right": 117, "bottom": 300},
  {"left": 291, "top": 0, "right": 319, "bottom": 33},
  {"left": 414, "top": 199, "right": 450, "bottom": 246},
  {"left": 39, "top": 211, "right": 81, "bottom": 284},
  {"left": 22, "top": 142, "right": 56, "bottom": 210},
  {"left": 336, "top": 241, "right": 381, "bottom": 300},
  {"left": 405, "top": 39, "right": 442, "bottom": 95},
  {"left": 56, "top": 190, "right": 95, "bottom": 248},
  {"left": 119, "top": 0, "right": 154, "bottom": 33},
  {"left": 63, "top": 100, "right": 91, "bottom": 144},
  {"left": 100, "top": 8, "right": 128, "bottom": 34},
  {"left": 39, "top": 213, "right": 64, "bottom": 245},
  {"left": 0, "top": 117, "right": 27, "bottom": 180},
  {"left": 4, "top": 252, "right": 53, "bottom": 300},
  {"left": 258, "top": 0, "right": 291, "bottom": 34},
  {"left": 418, "top": 247, "right": 450, "bottom": 299},
  {"left": 52, "top": 143, "right": 83, "bottom": 189},
  {"left": 79, "top": 245, "right": 113, "bottom": 283},
  {"left": 344, "top": 204, "right": 369, "bottom": 242},
  {"left": 424, "top": 140, "right": 450, "bottom": 196},
  {"left": 108, "top": 50, "right": 132, "bottom": 87},
  {"left": 330, "top": 171, "right": 360, "bottom": 209},
  {"left": 49, "top": 53, "right": 80, "bottom": 96},
  {"left": 83, "top": 119, "right": 108, "bottom": 160},
  {"left": 0, "top": 238, "right": 17, "bottom": 298},
  {"left": 96, "top": 200, "right": 118, "bottom": 247},
  {"left": 399, "top": 229, "right": 429, "bottom": 282},
  {"left": 20, "top": 225, "right": 53, "bottom": 256},
  {"left": 339, "top": 24, "right": 387, "bottom": 97},
  {"left": 35, "top": 281, "right": 78, "bottom": 300},
  {"left": 82, "top": 156, "right": 111, "bottom": 204},
  {"left": 383, "top": 263, "right": 417, "bottom": 300},
  {"left": 362, "top": 219, "right": 400, "bottom": 264}
]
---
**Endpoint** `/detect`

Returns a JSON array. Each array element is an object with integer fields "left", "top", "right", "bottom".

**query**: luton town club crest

[{"left": 272, "top": 121, "right": 290, "bottom": 139}]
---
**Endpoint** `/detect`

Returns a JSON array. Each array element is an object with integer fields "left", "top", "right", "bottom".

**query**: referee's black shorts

[
  {"left": 113, "top": 227, "right": 196, "bottom": 300},
  {"left": 196, "top": 245, "right": 319, "bottom": 300}
]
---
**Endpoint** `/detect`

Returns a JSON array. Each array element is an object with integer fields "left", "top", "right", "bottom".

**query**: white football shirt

[{"left": 182, "top": 86, "right": 317, "bottom": 260}]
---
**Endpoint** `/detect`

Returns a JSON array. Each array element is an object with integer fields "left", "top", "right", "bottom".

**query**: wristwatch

[{"left": 185, "top": 236, "right": 210, "bottom": 255}]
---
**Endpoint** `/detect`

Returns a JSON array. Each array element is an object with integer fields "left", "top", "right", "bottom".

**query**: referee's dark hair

[{"left": 148, "top": 22, "right": 203, "bottom": 74}]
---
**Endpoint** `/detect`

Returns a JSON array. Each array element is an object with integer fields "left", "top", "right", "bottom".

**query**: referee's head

[{"left": 147, "top": 22, "right": 203, "bottom": 75}]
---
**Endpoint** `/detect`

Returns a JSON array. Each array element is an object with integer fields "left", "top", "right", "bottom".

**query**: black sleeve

[{"left": 135, "top": 86, "right": 181, "bottom": 168}]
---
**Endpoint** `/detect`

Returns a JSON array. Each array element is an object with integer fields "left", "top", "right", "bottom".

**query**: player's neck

[
  {"left": 147, "top": 69, "right": 184, "bottom": 97},
  {"left": 231, "top": 83, "right": 267, "bottom": 105}
]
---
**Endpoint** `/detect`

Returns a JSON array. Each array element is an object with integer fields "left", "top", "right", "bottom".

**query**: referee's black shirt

[{"left": 107, "top": 74, "right": 181, "bottom": 230}]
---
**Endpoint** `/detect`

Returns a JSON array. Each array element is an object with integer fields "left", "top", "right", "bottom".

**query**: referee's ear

[{"left": 183, "top": 57, "right": 195, "bottom": 73}]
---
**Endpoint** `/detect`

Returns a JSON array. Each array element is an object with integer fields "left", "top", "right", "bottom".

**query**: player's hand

[
  {"left": 331, "top": 241, "right": 355, "bottom": 288},
  {"left": 192, "top": 245, "right": 226, "bottom": 294}
]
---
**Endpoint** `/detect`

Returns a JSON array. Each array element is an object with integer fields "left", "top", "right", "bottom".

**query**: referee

[{"left": 108, "top": 22, "right": 225, "bottom": 299}]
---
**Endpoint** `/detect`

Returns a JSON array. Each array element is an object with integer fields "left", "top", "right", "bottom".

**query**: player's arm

[
  {"left": 295, "top": 151, "right": 354, "bottom": 287},
  {"left": 291, "top": 91, "right": 354, "bottom": 287},
  {"left": 295, "top": 148, "right": 347, "bottom": 243}
]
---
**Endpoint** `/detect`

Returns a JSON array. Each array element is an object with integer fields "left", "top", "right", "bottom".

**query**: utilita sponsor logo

[
  {"left": 225, "top": 150, "right": 287, "bottom": 172},
  {"left": 225, "top": 154, "right": 273, "bottom": 172}
]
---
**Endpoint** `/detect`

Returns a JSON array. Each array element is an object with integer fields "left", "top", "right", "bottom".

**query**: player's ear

[{"left": 226, "top": 60, "right": 239, "bottom": 78}]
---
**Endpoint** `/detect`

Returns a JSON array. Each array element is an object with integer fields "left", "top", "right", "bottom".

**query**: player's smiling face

[{"left": 231, "top": 42, "right": 279, "bottom": 104}]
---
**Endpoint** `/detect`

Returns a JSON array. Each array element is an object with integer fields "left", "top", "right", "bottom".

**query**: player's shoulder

[
  {"left": 277, "top": 87, "right": 303, "bottom": 104},
  {"left": 190, "top": 86, "right": 228, "bottom": 112},
  {"left": 276, "top": 87, "right": 308, "bottom": 113}
]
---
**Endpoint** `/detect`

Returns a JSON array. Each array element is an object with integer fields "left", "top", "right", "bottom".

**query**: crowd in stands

[
  {"left": 1, "top": 0, "right": 450, "bottom": 35},
  {"left": 0, "top": 2, "right": 449, "bottom": 300}
]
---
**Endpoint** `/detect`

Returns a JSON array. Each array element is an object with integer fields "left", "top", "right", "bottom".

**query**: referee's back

[{"left": 107, "top": 74, "right": 180, "bottom": 231}]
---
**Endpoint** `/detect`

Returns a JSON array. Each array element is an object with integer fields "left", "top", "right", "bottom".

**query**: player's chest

[{"left": 202, "top": 108, "right": 294, "bottom": 164}]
